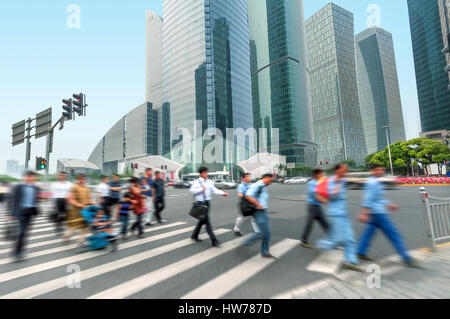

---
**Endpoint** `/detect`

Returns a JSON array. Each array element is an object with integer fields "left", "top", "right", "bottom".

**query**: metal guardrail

[{"left": 420, "top": 187, "right": 450, "bottom": 249}]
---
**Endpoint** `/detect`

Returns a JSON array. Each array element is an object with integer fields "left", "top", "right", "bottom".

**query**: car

[
  {"left": 283, "top": 177, "right": 310, "bottom": 185},
  {"left": 172, "top": 181, "right": 191, "bottom": 189},
  {"left": 214, "top": 180, "right": 238, "bottom": 190},
  {"left": 345, "top": 172, "right": 397, "bottom": 190}
]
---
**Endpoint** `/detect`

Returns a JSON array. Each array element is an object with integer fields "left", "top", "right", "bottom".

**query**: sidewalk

[{"left": 273, "top": 244, "right": 450, "bottom": 299}]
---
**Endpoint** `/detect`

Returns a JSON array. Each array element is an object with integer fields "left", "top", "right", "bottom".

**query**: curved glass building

[{"left": 248, "top": 0, "right": 317, "bottom": 167}]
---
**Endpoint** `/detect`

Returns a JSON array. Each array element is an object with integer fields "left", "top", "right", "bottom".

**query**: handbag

[
  {"left": 240, "top": 185, "right": 264, "bottom": 217},
  {"left": 189, "top": 180, "right": 208, "bottom": 221}
]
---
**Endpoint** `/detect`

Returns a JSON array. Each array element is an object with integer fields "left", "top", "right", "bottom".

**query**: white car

[
  {"left": 214, "top": 180, "right": 238, "bottom": 189},
  {"left": 283, "top": 177, "right": 310, "bottom": 185}
]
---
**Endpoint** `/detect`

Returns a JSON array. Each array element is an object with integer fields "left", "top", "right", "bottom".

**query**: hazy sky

[{"left": 0, "top": 0, "right": 421, "bottom": 173}]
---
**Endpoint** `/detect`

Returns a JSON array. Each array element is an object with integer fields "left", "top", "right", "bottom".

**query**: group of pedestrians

[
  {"left": 4, "top": 163, "right": 419, "bottom": 271},
  {"left": 5, "top": 168, "right": 167, "bottom": 262}
]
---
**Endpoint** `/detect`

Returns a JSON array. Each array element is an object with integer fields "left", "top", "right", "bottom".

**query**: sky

[{"left": 0, "top": 0, "right": 421, "bottom": 174}]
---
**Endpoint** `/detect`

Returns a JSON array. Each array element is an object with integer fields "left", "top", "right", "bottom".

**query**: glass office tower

[
  {"left": 408, "top": 0, "right": 450, "bottom": 132},
  {"left": 306, "top": 3, "right": 367, "bottom": 165},
  {"left": 162, "top": 0, "right": 253, "bottom": 172},
  {"left": 356, "top": 27, "right": 406, "bottom": 155},
  {"left": 248, "top": 0, "right": 317, "bottom": 167},
  {"left": 439, "top": 0, "right": 450, "bottom": 85}
]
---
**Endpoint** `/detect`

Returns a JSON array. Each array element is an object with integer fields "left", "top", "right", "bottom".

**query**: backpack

[
  {"left": 315, "top": 178, "right": 330, "bottom": 199},
  {"left": 240, "top": 185, "right": 264, "bottom": 216}
]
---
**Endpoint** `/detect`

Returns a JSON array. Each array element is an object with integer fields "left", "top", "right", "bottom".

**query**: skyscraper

[
  {"left": 306, "top": 3, "right": 367, "bottom": 165},
  {"left": 146, "top": 10, "right": 163, "bottom": 106},
  {"left": 439, "top": 0, "right": 450, "bottom": 85},
  {"left": 356, "top": 27, "right": 406, "bottom": 155},
  {"left": 408, "top": 0, "right": 450, "bottom": 132},
  {"left": 162, "top": 0, "right": 253, "bottom": 172},
  {"left": 248, "top": 0, "right": 317, "bottom": 167}
]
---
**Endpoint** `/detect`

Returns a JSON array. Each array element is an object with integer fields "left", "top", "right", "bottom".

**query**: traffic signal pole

[
  {"left": 25, "top": 118, "right": 35, "bottom": 169},
  {"left": 44, "top": 116, "right": 64, "bottom": 183}
]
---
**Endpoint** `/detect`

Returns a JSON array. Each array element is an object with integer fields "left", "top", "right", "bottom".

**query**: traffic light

[
  {"left": 326, "top": 161, "right": 329, "bottom": 165},
  {"left": 320, "top": 161, "right": 323, "bottom": 165},
  {"left": 35, "top": 157, "right": 46, "bottom": 171},
  {"left": 73, "top": 93, "right": 86, "bottom": 116},
  {"left": 62, "top": 99, "right": 73, "bottom": 120}
]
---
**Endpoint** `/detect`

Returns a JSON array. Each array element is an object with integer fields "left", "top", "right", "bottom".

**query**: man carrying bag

[{"left": 189, "top": 167, "right": 229, "bottom": 247}]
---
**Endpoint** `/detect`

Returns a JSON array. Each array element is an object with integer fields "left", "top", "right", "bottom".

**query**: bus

[{"left": 182, "top": 171, "right": 233, "bottom": 184}]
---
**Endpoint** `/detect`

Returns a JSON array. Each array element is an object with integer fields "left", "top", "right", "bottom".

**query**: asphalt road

[{"left": 0, "top": 183, "right": 447, "bottom": 299}]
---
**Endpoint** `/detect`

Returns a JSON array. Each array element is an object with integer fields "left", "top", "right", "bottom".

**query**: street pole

[
  {"left": 384, "top": 126, "right": 394, "bottom": 176},
  {"left": 25, "top": 118, "right": 33, "bottom": 169}
]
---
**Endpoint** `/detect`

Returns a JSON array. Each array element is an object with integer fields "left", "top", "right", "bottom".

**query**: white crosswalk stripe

[
  {"left": 181, "top": 239, "right": 300, "bottom": 299},
  {"left": 0, "top": 214, "right": 305, "bottom": 299}
]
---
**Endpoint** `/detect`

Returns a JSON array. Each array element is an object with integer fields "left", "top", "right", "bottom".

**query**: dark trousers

[
  {"left": 55, "top": 198, "right": 67, "bottom": 234},
  {"left": 301, "top": 204, "right": 329, "bottom": 243},
  {"left": 15, "top": 210, "right": 33, "bottom": 257},
  {"left": 191, "top": 201, "right": 217, "bottom": 243},
  {"left": 131, "top": 214, "right": 143, "bottom": 235},
  {"left": 154, "top": 197, "right": 165, "bottom": 222},
  {"left": 101, "top": 197, "right": 111, "bottom": 217},
  {"left": 119, "top": 214, "right": 130, "bottom": 236}
]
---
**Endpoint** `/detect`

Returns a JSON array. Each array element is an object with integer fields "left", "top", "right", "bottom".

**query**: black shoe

[
  {"left": 234, "top": 231, "right": 243, "bottom": 237},
  {"left": 358, "top": 254, "right": 376, "bottom": 262},
  {"left": 301, "top": 241, "right": 313, "bottom": 249},
  {"left": 341, "top": 262, "right": 364, "bottom": 272},
  {"left": 137, "top": 234, "right": 145, "bottom": 239},
  {"left": 262, "top": 253, "right": 277, "bottom": 259},
  {"left": 191, "top": 237, "right": 202, "bottom": 242},
  {"left": 145, "top": 223, "right": 152, "bottom": 226},
  {"left": 212, "top": 240, "right": 221, "bottom": 247},
  {"left": 404, "top": 258, "right": 422, "bottom": 268}
]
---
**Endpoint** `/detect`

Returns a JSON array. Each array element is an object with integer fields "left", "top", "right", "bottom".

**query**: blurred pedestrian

[
  {"left": 233, "top": 173, "right": 259, "bottom": 237},
  {"left": 65, "top": 173, "right": 94, "bottom": 248},
  {"left": 8, "top": 171, "right": 40, "bottom": 262},
  {"left": 141, "top": 168, "right": 155, "bottom": 226},
  {"left": 109, "top": 174, "right": 122, "bottom": 218},
  {"left": 357, "top": 164, "right": 419, "bottom": 267},
  {"left": 316, "top": 164, "right": 362, "bottom": 272},
  {"left": 241, "top": 173, "right": 275, "bottom": 258},
  {"left": 116, "top": 192, "right": 134, "bottom": 240},
  {"left": 190, "top": 167, "right": 229, "bottom": 247},
  {"left": 51, "top": 172, "right": 72, "bottom": 235},
  {"left": 300, "top": 168, "right": 329, "bottom": 248},
  {"left": 152, "top": 171, "right": 166, "bottom": 224},
  {"left": 129, "top": 177, "right": 145, "bottom": 238},
  {"left": 96, "top": 175, "right": 110, "bottom": 218}
]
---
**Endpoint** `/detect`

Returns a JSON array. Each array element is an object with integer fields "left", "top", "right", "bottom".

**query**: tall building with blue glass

[
  {"left": 408, "top": 0, "right": 450, "bottom": 132},
  {"left": 248, "top": 0, "right": 317, "bottom": 167},
  {"left": 356, "top": 27, "right": 406, "bottom": 155},
  {"left": 162, "top": 0, "right": 253, "bottom": 173},
  {"left": 306, "top": 3, "right": 367, "bottom": 165}
]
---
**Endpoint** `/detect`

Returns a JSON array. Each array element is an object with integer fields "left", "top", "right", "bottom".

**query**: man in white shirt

[
  {"left": 51, "top": 172, "right": 72, "bottom": 234},
  {"left": 189, "top": 167, "right": 229, "bottom": 247},
  {"left": 96, "top": 176, "right": 111, "bottom": 217}
]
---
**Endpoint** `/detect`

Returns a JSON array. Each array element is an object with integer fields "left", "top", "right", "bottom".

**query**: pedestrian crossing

[{"left": 0, "top": 214, "right": 310, "bottom": 299}]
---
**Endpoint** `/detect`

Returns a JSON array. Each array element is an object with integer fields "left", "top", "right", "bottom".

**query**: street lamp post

[{"left": 384, "top": 126, "right": 394, "bottom": 176}]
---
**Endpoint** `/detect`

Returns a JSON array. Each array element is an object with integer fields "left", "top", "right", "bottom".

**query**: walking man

[
  {"left": 9, "top": 171, "right": 40, "bottom": 262},
  {"left": 316, "top": 164, "right": 361, "bottom": 271},
  {"left": 152, "top": 171, "right": 166, "bottom": 223},
  {"left": 96, "top": 175, "right": 110, "bottom": 217},
  {"left": 109, "top": 174, "right": 122, "bottom": 218},
  {"left": 142, "top": 168, "right": 155, "bottom": 226},
  {"left": 233, "top": 173, "right": 259, "bottom": 237},
  {"left": 301, "top": 169, "right": 329, "bottom": 248},
  {"left": 242, "top": 173, "right": 275, "bottom": 258},
  {"left": 357, "top": 164, "right": 419, "bottom": 267},
  {"left": 190, "top": 167, "right": 229, "bottom": 247},
  {"left": 51, "top": 172, "right": 72, "bottom": 234}
]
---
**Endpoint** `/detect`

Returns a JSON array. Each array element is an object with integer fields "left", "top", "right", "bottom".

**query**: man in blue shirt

[
  {"left": 109, "top": 174, "right": 122, "bottom": 218},
  {"left": 357, "top": 164, "right": 419, "bottom": 267},
  {"left": 242, "top": 173, "right": 275, "bottom": 258},
  {"left": 301, "top": 169, "right": 329, "bottom": 248},
  {"left": 8, "top": 171, "right": 40, "bottom": 262},
  {"left": 233, "top": 173, "right": 259, "bottom": 237},
  {"left": 316, "top": 163, "right": 361, "bottom": 272}
]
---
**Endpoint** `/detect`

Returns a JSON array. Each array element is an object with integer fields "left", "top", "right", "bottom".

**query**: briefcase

[{"left": 189, "top": 201, "right": 208, "bottom": 221}]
